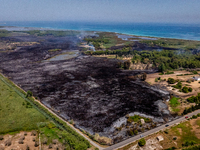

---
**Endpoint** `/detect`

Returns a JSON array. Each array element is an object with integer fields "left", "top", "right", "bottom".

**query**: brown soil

[{"left": 0, "top": 131, "right": 38, "bottom": 150}]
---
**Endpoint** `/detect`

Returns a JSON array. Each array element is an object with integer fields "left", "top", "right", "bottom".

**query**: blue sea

[{"left": 1, "top": 21, "right": 200, "bottom": 41}]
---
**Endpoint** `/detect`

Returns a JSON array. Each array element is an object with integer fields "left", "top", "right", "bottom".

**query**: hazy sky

[{"left": 0, "top": 0, "right": 200, "bottom": 23}]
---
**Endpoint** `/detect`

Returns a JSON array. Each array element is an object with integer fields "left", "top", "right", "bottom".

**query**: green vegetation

[
  {"left": 187, "top": 93, "right": 200, "bottom": 103},
  {"left": 140, "top": 38, "right": 200, "bottom": 50},
  {"left": 182, "top": 104, "right": 200, "bottom": 115},
  {"left": 170, "top": 97, "right": 180, "bottom": 107},
  {"left": 127, "top": 115, "right": 152, "bottom": 123},
  {"left": 172, "top": 82, "right": 182, "bottom": 89},
  {"left": 171, "top": 122, "right": 200, "bottom": 146},
  {"left": 165, "top": 147, "right": 176, "bottom": 150},
  {"left": 0, "top": 76, "right": 48, "bottom": 134},
  {"left": 182, "top": 86, "right": 189, "bottom": 93},
  {"left": 26, "top": 90, "right": 33, "bottom": 97},
  {"left": 138, "top": 138, "right": 146, "bottom": 146},
  {"left": 87, "top": 49, "right": 200, "bottom": 70},
  {"left": 168, "top": 78, "right": 177, "bottom": 84},
  {"left": 183, "top": 145, "right": 200, "bottom": 150},
  {"left": 40, "top": 122, "right": 89, "bottom": 150},
  {"left": 84, "top": 37, "right": 110, "bottom": 49},
  {"left": 165, "top": 71, "right": 174, "bottom": 75},
  {"left": 0, "top": 29, "right": 10, "bottom": 37},
  {"left": 0, "top": 74, "right": 90, "bottom": 149},
  {"left": 22, "top": 30, "right": 81, "bottom": 37},
  {"left": 48, "top": 49, "right": 61, "bottom": 52}
]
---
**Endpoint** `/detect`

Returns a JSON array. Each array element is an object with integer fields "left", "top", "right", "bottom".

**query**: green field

[
  {"left": 170, "top": 97, "right": 180, "bottom": 107},
  {"left": 170, "top": 121, "right": 200, "bottom": 146},
  {"left": 0, "top": 77, "right": 48, "bottom": 134}
]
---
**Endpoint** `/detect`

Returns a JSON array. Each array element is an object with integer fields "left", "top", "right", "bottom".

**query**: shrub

[
  {"left": 182, "top": 140, "right": 197, "bottom": 147},
  {"left": 158, "top": 77, "right": 161, "bottom": 80},
  {"left": 188, "top": 87, "right": 193, "bottom": 92},
  {"left": 49, "top": 144, "right": 53, "bottom": 149},
  {"left": 26, "top": 145, "right": 30, "bottom": 150},
  {"left": 155, "top": 78, "right": 158, "bottom": 82},
  {"left": 165, "top": 147, "right": 176, "bottom": 150},
  {"left": 0, "top": 135, "right": 3, "bottom": 140},
  {"left": 187, "top": 96, "right": 196, "bottom": 103},
  {"left": 18, "top": 139, "right": 24, "bottom": 144},
  {"left": 134, "top": 130, "right": 138, "bottom": 135},
  {"left": 192, "top": 115, "right": 197, "bottom": 119},
  {"left": 95, "top": 148, "right": 99, "bottom": 150},
  {"left": 31, "top": 130, "right": 37, "bottom": 136},
  {"left": 20, "top": 136, "right": 25, "bottom": 140},
  {"left": 42, "top": 138, "right": 47, "bottom": 144},
  {"left": 173, "top": 137, "right": 177, "bottom": 140},
  {"left": 32, "top": 137, "right": 36, "bottom": 142},
  {"left": 168, "top": 78, "right": 176, "bottom": 84},
  {"left": 127, "top": 130, "right": 134, "bottom": 136},
  {"left": 26, "top": 90, "right": 33, "bottom": 97},
  {"left": 52, "top": 139, "right": 58, "bottom": 144},
  {"left": 141, "top": 73, "right": 147, "bottom": 81},
  {"left": 182, "top": 86, "right": 189, "bottom": 93},
  {"left": 24, "top": 132, "right": 27, "bottom": 136},
  {"left": 34, "top": 141, "right": 39, "bottom": 147},
  {"left": 5, "top": 139, "right": 11, "bottom": 146},
  {"left": 138, "top": 138, "right": 146, "bottom": 146},
  {"left": 192, "top": 71, "right": 198, "bottom": 74},
  {"left": 164, "top": 130, "right": 169, "bottom": 134},
  {"left": 172, "top": 81, "right": 182, "bottom": 89}
]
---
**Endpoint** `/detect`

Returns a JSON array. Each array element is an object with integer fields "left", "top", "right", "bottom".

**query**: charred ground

[{"left": 0, "top": 30, "right": 173, "bottom": 143}]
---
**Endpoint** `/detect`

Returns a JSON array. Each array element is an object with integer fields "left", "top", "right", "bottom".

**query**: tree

[
  {"left": 182, "top": 86, "right": 189, "bottom": 93},
  {"left": 188, "top": 87, "right": 193, "bottom": 92},
  {"left": 167, "top": 78, "right": 176, "bottom": 84},
  {"left": 26, "top": 90, "right": 33, "bottom": 98},
  {"left": 124, "top": 60, "right": 131, "bottom": 69},
  {"left": 141, "top": 73, "right": 147, "bottom": 81},
  {"left": 158, "top": 63, "right": 166, "bottom": 73},
  {"left": 138, "top": 138, "right": 146, "bottom": 146}
]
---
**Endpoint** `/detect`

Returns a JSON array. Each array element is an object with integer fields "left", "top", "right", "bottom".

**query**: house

[
  {"left": 156, "top": 136, "right": 164, "bottom": 142},
  {"left": 193, "top": 76, "right": 200, "bottom": 81}
]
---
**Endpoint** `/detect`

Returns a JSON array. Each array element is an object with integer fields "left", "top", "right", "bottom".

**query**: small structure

[
  {"left": 140, "top": 119, "right": 145, "bottom": 124},
  {"left": 193, "top": 76, "right": 200, "bottom": 81},
  {"left": 156, "top": 136, "right": 164, "bottom": 142}
]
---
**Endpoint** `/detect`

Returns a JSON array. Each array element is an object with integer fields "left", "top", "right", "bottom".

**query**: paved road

[{"left": 105, "top": 110, "right": 200, "bottom": 150}]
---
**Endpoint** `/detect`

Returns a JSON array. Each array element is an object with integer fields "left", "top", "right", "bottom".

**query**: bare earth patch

[{"left": 0, "top": 131, "right": 38, "bottom": 150}]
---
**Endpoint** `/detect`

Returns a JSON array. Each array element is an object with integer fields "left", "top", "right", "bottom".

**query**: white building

[
  {"left": 193, "top": 76, "right": 200, "bottom": 81},
  {"left": 140, "top": 119, "right": 145, "bottom": 124},
  {"left": 156, "top": 136, "right": 164, "bottom": 142}
]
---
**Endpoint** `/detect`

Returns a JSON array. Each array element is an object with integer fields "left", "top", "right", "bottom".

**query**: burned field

[{"left": 0, "top": 30, "right": 174, "bottom": 143}]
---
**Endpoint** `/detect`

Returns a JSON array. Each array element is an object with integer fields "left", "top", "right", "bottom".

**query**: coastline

[{"left": 1, "top": 21, "right": 200, "bottom": 41}]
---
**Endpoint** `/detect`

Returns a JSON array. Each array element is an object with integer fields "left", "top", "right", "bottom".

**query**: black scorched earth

[{"left": 0, "top": 31, "right": 174, "bottom": 143}]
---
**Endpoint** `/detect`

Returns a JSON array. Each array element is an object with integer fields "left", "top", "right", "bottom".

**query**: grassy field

[
  {"left": 169, "top": 97, "right": 181, "bottom": 113},
  {"left": 0, "top": 77, "right": 48, "bottom": 134},
  {"left": 170, "top": 97, "right": 180, "bottom": 107}
]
